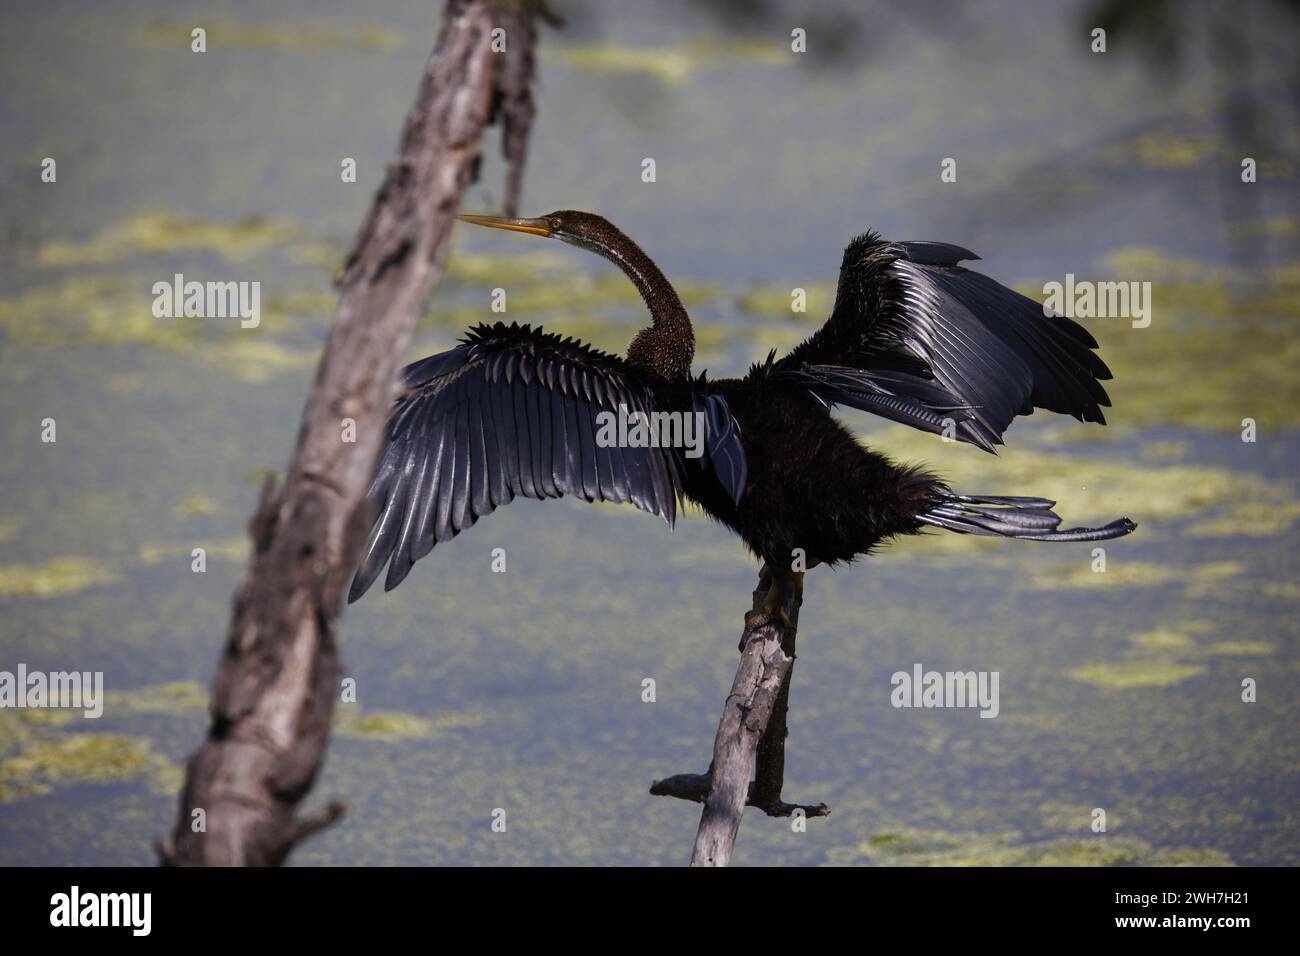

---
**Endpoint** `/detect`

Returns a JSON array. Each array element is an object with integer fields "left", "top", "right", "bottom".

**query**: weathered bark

[
  {"left": 650, "top": 569, "right": 829, "bottom": 867},
  {"left": 492, "top": 2, "right": 563, "bottom": 215},
  {"left": 162, "top": 0, "right": 542, "bottom": 867}
]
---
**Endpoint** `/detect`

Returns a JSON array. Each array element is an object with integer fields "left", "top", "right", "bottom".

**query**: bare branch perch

[
  {"left": 650, "top": 569, "right": 829, "bottom": 867},
  {"left": 163, "top": 0, "right": 543, "bottom": 867}
]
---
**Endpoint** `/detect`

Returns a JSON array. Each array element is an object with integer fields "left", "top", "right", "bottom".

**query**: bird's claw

[{"left": 742, "top": 571, "right": 799, "bottom": 648}]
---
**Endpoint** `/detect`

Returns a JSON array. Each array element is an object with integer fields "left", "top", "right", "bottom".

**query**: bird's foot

[{"left": 744, "top": 570, "right": 803, "bottom": 648}]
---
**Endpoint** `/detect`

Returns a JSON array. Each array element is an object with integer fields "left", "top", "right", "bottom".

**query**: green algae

[
  {"left": 1038, "top": 802, "right": 1114, "bottom": 833},
  {"left": 0, "top": 273, "right": 322, "bottom": 381},
  {"left": 13, "top": 709, "right": 81, "bottom": 728},
  {"left": 336, "top": 710, "right": 433, "bottom": 740},
  {"left": 0, "top": 274, "right": 255, "bottom": 346},
  {"left": 0, "top": 719, "right": 177, "bottom": 804},
  {"left": 37, "top": 212, "right": 299, "bottom": 267},
  {"left": 173, "top": 495, "right": 219, "bottom": 518},
  {"left": 1093, "top": 246, "right": 1248, "bottom": 285},
  {"left": 444, "top": 248, "right": 575, "bottom": 287},
  {"left": 428, "top": 711, "right": 486, "bottom": 729},
  {"left": 1025, "top": 264, "right": 1300, "bottom": 432},
  {"left": 1068, "top": 661, "right": 1208, "bottom": 690},
  {"left": 828, "top": 827, "right": 1233, "bottom": 866},
  {"left": 0, "top": 275, "right": 158, "bottom": 346},
  {"left": 137, "top": 538, "right": 249, "bottom": 566},
  {"left": 1, "top": 683, "right": 209, "bottom": 732},
  {"left": 1025, "top": 559, "right": 1246, "bottom": 593},
  {"left": 286, "top": 242, "right": 346, "bottom": 272},
  {"left": 1099, "top": 128, "right": 1223, "bottom": 170},
  {"left": 1203, "top": 641, "right": 1276, "bottom": 656},
  {"left": 1176, "top": 561, "right": 1254, "bottom": 600},
  {"left": 1138, "top": 439, "right": 1193, "bottom": 462},
  {"left": 264, "top": 291, "right": 337, "bottom": 317},
  {"left": 9, "top": 735, "right": 152, "bottom": 782},
  {"left": 735, "top": 279, "right": 837, "bottom": 319},
  {"left": 2, "top": 537, "right": 246, "bottom": 599},
  {"left": 1184, "top": 500, "right": 1300, "bottom": 538},
  {"left": 1260, "top": 580, "right": 1300, "bottom": 600},
  {"left": 1068, "top": 619, "right": 1277, "bottom": 691},
  {"left": 554, "top": 37, "right": 792, "bottom": 84},
  {"left": 103, "top": 682, "right": 210, "bottom": 716},
  {"left": 139, "top": 20, "right": 402, "bottom": 52},
  {"left": 1128, "top": 628, "right": 1197, "bottom": 651},
  {"left": 0, "top": 557, "right": 118, "bottom": 598},
  {"left": 205, "top": 339, "right": 319, "bottom": 383},
  {"left": 1225, "top": 214, "right": 1300, "bottom": 241},
  {"left": 335, "top": 708, "right": 482, "bottom": 741}
]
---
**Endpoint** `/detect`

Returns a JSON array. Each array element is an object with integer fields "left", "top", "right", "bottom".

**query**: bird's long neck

[{"left": 592, "top": 230, "right": 694, "bottom": 380}]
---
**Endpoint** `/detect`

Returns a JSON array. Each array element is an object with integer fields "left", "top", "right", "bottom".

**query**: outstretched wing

[
  {"left": 770, "top": 232, "right": 1113, "bottom": 452},
  {"left": 349, "top": 322, "right": 742, "bottom": 602}
]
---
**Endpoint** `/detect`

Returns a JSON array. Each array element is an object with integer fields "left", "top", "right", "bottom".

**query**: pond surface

[{"left": 1, "top": 0, "right": 1297, "bottom": 865}]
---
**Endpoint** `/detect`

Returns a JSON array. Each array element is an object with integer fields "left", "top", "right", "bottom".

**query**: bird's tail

[{"left": 917, "top": 493, "right": 1136, "bottom": 542}]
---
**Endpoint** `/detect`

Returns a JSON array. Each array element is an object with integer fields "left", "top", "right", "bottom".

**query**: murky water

[{"left": 1, "top": 0, "right": 1297, "bottom": 865}]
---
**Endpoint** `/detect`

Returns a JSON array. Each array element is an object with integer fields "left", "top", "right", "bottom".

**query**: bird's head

[
  {"left": 456, "top": 209, "right": 626, "bottom": 258},
  {"left": 457, "top": 209, "right": 695, "bottom": 380}
]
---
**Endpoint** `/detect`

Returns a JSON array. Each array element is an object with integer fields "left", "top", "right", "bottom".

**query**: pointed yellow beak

[{"left": 455, "top": 214, "right": 553, "bottom": 238}]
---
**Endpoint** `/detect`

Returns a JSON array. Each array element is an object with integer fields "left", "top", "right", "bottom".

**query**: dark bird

[{"left": 349, "top": 210, "right": 1136, "bottom": 623}]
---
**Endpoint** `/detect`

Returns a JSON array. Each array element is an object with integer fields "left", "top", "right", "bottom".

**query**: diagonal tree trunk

[{"left": 162, "top": 0, "right": 547, "bottom": 867}]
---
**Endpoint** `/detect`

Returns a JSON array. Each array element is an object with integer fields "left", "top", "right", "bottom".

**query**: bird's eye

[{"left": 549, "top": 218, "right": 562, "bottom": 232}]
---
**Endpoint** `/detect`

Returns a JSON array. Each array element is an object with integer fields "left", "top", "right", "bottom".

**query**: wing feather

[
  {"left": 770, "top": 232, "right": 1114, "bottom": 452},
  {"left": 348, "top": 322, "right": 712, "bottom": 602}
]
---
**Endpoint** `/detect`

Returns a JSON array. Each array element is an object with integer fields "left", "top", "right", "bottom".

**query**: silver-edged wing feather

[
  {"left": 770, "top": 233, "right": 1113, "bottom": 452},
  {"left": 350, "top": 322, "right": 739, "bottom": 602}
]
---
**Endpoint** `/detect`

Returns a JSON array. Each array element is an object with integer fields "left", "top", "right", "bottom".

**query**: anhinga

[{"left": 349, "top": 210, "right": 1135, "bottom": 622}]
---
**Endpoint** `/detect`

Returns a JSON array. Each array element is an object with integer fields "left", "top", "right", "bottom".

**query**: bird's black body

[
  {"left": 678, "top": 373, "right": 936, "bottom": 571},
  {"left": 349, "top": 210, "right": 1134, "bottom": 608}
]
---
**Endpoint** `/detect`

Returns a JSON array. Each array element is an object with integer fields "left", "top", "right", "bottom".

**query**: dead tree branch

[
  {"left": 492, "top": 2, "right": 562, "bottom": 215},
  {"left": 162, "top": 0, "right": 546, "bottom": 867},
  {"left": 650, "top": 569, "right": 830, "bottom": 867}
]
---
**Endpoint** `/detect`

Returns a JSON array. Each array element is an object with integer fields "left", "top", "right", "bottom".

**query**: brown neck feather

[{"left": 583, "top": 226, "right": 694, "bottom": 380}]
